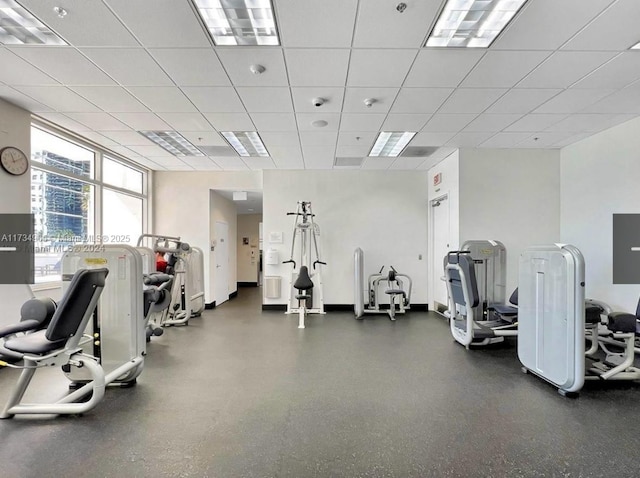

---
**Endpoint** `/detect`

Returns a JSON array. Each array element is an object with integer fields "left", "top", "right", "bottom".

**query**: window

[{"left": 30, "top": 125, "right": 148, "bottom": 284}]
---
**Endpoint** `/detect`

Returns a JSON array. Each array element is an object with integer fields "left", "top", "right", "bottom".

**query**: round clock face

[{"left": 0, "top": 147, "right": 29, "bottom": 176}]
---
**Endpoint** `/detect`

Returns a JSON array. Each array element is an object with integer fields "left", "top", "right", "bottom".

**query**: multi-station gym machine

[{"left": 283, "top": 201, "right": 326, "bottom": 328}]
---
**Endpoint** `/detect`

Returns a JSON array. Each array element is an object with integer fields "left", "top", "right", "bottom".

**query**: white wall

[
  {"left": 210, "top": 190, "right": 238, "bottom": 298},
  {"left": 153, "top": 171, "right": 262, "bottom": 303},
  {"left": 458, "top": 148, "right": 561, "bottom": 294},
  {"left": 237, "top": 214, "right": 262, "bottom": 283},
  {"left": 0, "top": 98, "right": 31, "bottom": 214},
  {"left": 561, "top": 117, "right": 640, "bottom": 312},
  {"left": 263, "top": 170, "right": 429, "bottom": 305}
]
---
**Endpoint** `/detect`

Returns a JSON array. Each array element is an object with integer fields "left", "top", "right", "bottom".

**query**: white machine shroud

[{"left": 517, "top": 244, "right": 585, "bottom": 393}]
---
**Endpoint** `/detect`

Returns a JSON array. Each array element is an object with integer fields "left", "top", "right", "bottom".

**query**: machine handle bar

[
  {"left": 313, "top": 260, "right": 326, "bottom": 269},
  {"left": 283, "top": 259, "right": 296, "bottom": 268}
]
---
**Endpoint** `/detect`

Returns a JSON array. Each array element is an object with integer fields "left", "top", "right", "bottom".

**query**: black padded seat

[
  {"left": 293, "top": 266, "right": 314, "bottom": 291},
  {"left": 585, "top": 305, "right": 604, "bottom": 324},
  {"left": 608, "top": 312, "right": 639, "bottom": 334},
  {"left": 4, "top": 268, "right": 108, "bottom": 356},
  {"left": 0, "top": 319, "right": 46, "bottom": 338}
]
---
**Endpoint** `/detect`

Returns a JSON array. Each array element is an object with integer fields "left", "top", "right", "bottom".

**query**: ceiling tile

[
  {"left": 389, "top": 157, "right": 427, "bottom": 170},
  {"left": 552, "top": 132, "right": 593, "bottom": 148},
  {"left": 181, "top": 157, "right": 221, "bottom": 170},
  {"left": 545, "top": 113, "right": 636, "bottom": 133},
  {"left": 236, "top": 87, "right": 293, "bottom": 113},
  {"left": 438, "top": 89, "right": 507, "bottom": 114},
  {"left": 10, "top": 47, "right": 115, "bottom": 86},
  {"left": 179, "top": 131, "right": 226, "bottom": 146},
  {"left": 296, "top": 113, "right": 341, "bottom": 131},
  {"left": 72, "top": 86, "right": 148, "bottom": 112},
  {"left": 336, "top": 144, "right": 370, "bottom": 157},
  {"left": 382, "top": 114, "right": 431, "bottom": 131},
  {"left": 149, "top": 49, "right": 230, "bottom": 86},
  {"left": 81, "top": 131, "right": 121, "bottom": 150},
  {"left": 261, "top": 132, "right": 301, "bottom": 147},
  {"left": 504, "top": 114, "right": 568, "bottom": 132},
  {"left": 562, "top": 1, "right": 640, "bottom": 51},
  {"left": 517, "top": 52, "right": 617, "bottom": 89},
  {"left": 99, "top": 130, "right": 153, "bottom": 146},
  {"left": 347, "top": 50, "right": 417, "bottom": 87},
  {"left": 339, "top": 114, "right": 386, "bottom": 131},
  {"left": 250, "top": 113, "right": 297, "bottom": 131},
  {"left": 210, "top": 157, "right": 249, "bottom": 170},
  {"left": 485, "top": 89, "right": 562, "bottom": 114},
  {"left": 35, "top": 113, "right": 92, "bottom": 132},
  {"left": 493, "top": 0, "right": 613, "bottom": 50},
  {"left": 461, "top": 51, "right": 552, "bottom": 88},
  {"left": 128, "top": 144, "right": 174, "bottom": 157},
  {"left": 415, "top": 148, "right": 457, "bottom": 170},
  {"left": 479, "top": 132, "right": 533, "bottom": 148},
  {"left": 516, "top": 132, "right": 574, "bottom": 148},
  {"left": 361, "top": 158, "right": 394, "bottom": 170},
  {"left": 299, "top": 131, "right": 339, "bottom": 146},
  {"left": 157, "top": 113, "right": 213, "bottom": 131},
  {"left": 301, "top": 144, "right": 335, "bottom": 169},
  {"left": 410, "top": 131, "right": 457, "bottom": 147},
  {"left": 0, "top": 86, "right": 52, "bottom": 113},
  {"left": 66, "top": 112, "right": 130, "bottom": 130},
  {"left": 268, "top": 144, "right": 304, "bottom": 165},
  {"left": 18, "top": 0, "right": 139, "bottom": 46},
  {"left": 342, "top": 88, "right": 399, "bottom": 113},
  {"left": 284, "top": 49, "right": 350, "bottom": 87},
  {"left": 0, "top": 50, "right": 58, "bottom": 86},
  {"left": 446, "top": 132, "right": 495, "bottom": 148},
  {"left": 391, "top": 88, "right": 453, "bottom": 114},
  {"left": 15, "top": 86, "right": 101, "bottom": 112},
  {"left": 203, "top": 113, "right": 255, "bottom": 131},
  {"left": 81, "top": 48, "right": 173, "bottom": 86},
  {"left": 243, "top": 157, "right": 277, "bottom": 170},
  {"left": 404, "top": 50, "right": 485, "bottom": 88},
  {"left": 573, "top": 53, "right": 640, "bottom": 89},
  {"left": 580, "top": 88, "right": 640, "bottom": 114},
  {"left": 181, "top": 87, "right": 245, "bottom": 113},
  {"left": 217, "top": 49, "right": 288, "bottom": 87},
  {"left": 337, "top": 131, "right": 378, "bottom": 146},
  {"left": 110, "top": 112, "right": 170, "bottom": 130},
  {"left": 353, "top": 0, "right": 441, "bottom": 48},
  {"left": 106, "top": 0, "right": 210, "bottom": 47},
  {"left": 127, "top": 87, "right": 196, "bottom": 113},
  {"left": 463, "top": 114, "right": 523, "bottom": 132},
  {"left": 277, "top": 0, "right": 358, "bottom": 47},
  {"left": 534, "top": 89, "right": 615, "bottom": 114},
  {"left": 291, "top": 87, "right": 345, "bottom": 113},
  {"left": 422, "top": 114, "right": 477, "bottom": 132}
]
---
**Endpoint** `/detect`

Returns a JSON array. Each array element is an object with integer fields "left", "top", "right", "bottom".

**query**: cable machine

[{"left": 283, "top": 201, "right": 326, "bottom": 328}]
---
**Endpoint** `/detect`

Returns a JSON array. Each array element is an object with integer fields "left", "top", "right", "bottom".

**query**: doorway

[{"left": 214, "top": 220, "right": 229, "bottom": 306}]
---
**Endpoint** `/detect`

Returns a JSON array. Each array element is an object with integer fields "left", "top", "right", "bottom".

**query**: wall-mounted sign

[{"left": 433, "top": 172, "right": 442, "bottom": 186}]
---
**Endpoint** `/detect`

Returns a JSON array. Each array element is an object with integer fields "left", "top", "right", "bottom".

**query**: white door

[
  {"left": 431, "top": 195, "right": 450, "bottom": 309},
  {"left": 214, "top": 221, "right": 229, "bottom": 306}
]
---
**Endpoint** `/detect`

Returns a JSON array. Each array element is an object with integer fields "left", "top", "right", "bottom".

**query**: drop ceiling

[{"left": 1, "top": 0, "right": 639, "bottom": 171}]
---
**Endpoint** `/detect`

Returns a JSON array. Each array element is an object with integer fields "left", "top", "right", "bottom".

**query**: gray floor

[{"left": 1, "top": 287, "right": 639, "bottom": 478}]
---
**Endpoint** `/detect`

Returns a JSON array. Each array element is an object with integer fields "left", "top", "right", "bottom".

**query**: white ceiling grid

[{"left": 0, "top": 0, "right": 637, "bottom": 171}]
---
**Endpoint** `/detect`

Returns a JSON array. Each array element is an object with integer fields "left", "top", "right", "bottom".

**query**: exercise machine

[
  {"left": 136, "top": 246, "right": 173, "bottom": 340},
  {"left": 137, "top": 234, "right": 205, "bottom": 326},
  {"left": 444, "top": 250, "right": 517, "bottom": 347},
  {"left": 518, "top": 244, "right": 639, "bottom": 397},
  {"left": 460, "top": 240, "right": 507, "bottom": 319},
  {"left": 354, "top": 248, "right": 412, "bottom": 320},
  {"left": 283, "top": 201, "right": 326, "bottom": 328},
  {"left": 0, "top": 268, "right": 109, "bottom": 418}
]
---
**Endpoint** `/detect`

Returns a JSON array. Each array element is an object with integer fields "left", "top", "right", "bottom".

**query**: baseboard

[
  {"left": 229, "top": 291, "right": 238, "bottom": 300},
  {"left": 238, "top": 282, "right": 258, "bottom": 287},
  {"left": 205, "top": 301, "right": 216, "bottom": 310},
  {"left": 261, "top": 303, "right": 429, "bottom": 312}
]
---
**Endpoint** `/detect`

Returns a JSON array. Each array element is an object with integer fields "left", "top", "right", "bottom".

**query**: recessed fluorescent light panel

[
  {"left": 426, "top": 0, "right": 528, "bottom": 48},
  {"left": 193, "top": 0, "right": 279, "bottom": 46},
  {"left": 139, "top": 131, "right": 205, "bottom": 156},
  {"left": 221, "top": 132, "right": 269, "bottom": 157},
  {"left": 0, "top": 0, "right": 66, "bottom": 45},
  {"left": 369, "top": 132, "right": 416, "bottom": 157}
]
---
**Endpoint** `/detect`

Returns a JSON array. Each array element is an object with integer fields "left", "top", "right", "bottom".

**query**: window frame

[{"left": 30, "top": 120, "right": 150, "bottom": 289}]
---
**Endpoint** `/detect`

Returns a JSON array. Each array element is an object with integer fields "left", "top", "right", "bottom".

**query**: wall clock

[{"left": 0, "top": 146, "right": 29, "bottom": 176}]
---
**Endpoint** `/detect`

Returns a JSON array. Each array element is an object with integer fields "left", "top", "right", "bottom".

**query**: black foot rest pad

[
  {"left": 295, "top": 295, "right": 311, "bottom": 300},
  {"left": 492, "top": 304, "right": 517, "bottom": 316},
  {"left": 607, "top": 312, "right": 639, "bottom": 334},
  {"left": 585, "top": 305, "right": 604, "bottom": 324},
  {"left": 474, "top": 324, "right": 496, "bottom": 339},
  {"left": 5, "top": 329, "right": 67, "bottom": 355},
  {"left": 385, "top": 289, "right": 406, "bottom": 296}
]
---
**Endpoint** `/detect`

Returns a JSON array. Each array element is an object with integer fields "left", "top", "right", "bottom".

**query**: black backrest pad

[
  {"left": 509, "top": 288, "right": 519, "bottom": 306},
  {"left": 446, "top": 252, "right": 479, "bottom": 308},
  {"left": 45, "top": 268, "right": 109, "bottom": 342},
  {"left": 293, "top": 266, "right": 314, "bottom": 291},
  {"left": 636, "top": 296, "right": 640, "bottom": 319}
]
